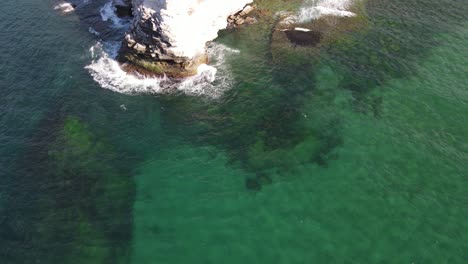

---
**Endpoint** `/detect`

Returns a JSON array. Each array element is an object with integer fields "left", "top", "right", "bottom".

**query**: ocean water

[{"left": 1, "top": 0, "right": 467, "bottom": 263}]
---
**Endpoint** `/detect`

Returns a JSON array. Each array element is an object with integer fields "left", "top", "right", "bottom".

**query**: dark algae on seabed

[
  {"left": 0, "top": 0, "right": 467, "bottom": 263},
  {"left": 1, "top": 115, "right": 134, "bottom": 263}
]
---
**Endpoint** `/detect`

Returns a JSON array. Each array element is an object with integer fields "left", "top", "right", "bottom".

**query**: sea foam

[
  {"left": 54, "top": 2, "right": 75, "bottom": 14},
  {"left": 100, "top": 1, "right": 130, "bottom": 29},
  {"left": 283, "top": 0, "right": 357, "bottom": 24},
  {"left": 85, "top": 41, "right": 238, "bottom": 99}
]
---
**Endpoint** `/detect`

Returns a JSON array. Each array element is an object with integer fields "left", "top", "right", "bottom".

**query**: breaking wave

[
  {"left": 301, "top": 0, "right": 356, "bottom": 21},
  {"left": 54, "top": 2, "right": 75, "bottom": 14},
  {"left": 100, "top": 1, "right": 130, "bottom": 29},
  {"left": 282, "top": 0, "right": 357, "bottom": 24},
  {"left": 88, "top": 27, "right": 100, "bottom": 36},
  {"left": 85, "top": 41, "right": 239, "bottom": 99}
]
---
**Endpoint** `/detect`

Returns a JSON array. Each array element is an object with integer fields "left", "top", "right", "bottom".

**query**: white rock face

[{"left": 128, "top": 0, "right": 252, "bottom": 60}]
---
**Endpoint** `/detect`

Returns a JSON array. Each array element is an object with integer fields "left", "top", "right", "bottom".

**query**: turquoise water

[{"left": 1, "top": 0, "right": 467, "bottom": 263}]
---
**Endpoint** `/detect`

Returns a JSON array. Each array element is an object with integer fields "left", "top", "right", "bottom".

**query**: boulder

[
  {"left": 227, "top": 4, "right": 258, "bottom": 27},
  {"left": 133, "top": 43, "right": 146, "bottom": 53},
  {"left": 119, "top": 0, "right": 253, "bottom": 77}
]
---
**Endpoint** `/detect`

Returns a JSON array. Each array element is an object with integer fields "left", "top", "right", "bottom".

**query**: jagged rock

[
  {"left": 235, "top": 18, "right": 245, "bottom": 25},
  {"left": 227, "top": 4, "right": 258, "bottom": 28},
  {"left": 270, "top": 0, "right": 368, "bottom": 65},
  {"left": 125, "top": 34, "right": 136, "bottom": 45},
  {"left": 115, "top": 5, "right": 133, "bottom": 18},
  {"left": 119, "top": 0, "right": 252, "bottom": 77},
  {"left": 133, "top": 43, "right": 146, "bottom": 53},
  {"left": 240, "top": 5, "right": 255, "bottom": 16},
  {"left": 285, "top": 29, "right": 322, "bottom": 46},
  {"left": 244, "top": 17, "right": 257, "bottom": 24}
]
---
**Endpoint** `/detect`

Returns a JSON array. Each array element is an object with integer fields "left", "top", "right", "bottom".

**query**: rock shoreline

[
  {"left": 102, "top": 0, "right": 366, "bottom": 78},
  {"left": 118, "top": 0, "right": 252, "bottom": 78},
  {"left": 227, "top": 4, "right": 258, "bottom": 28}
]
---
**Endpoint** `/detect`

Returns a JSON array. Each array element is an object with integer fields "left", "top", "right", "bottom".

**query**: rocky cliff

[{"left": 119, "top": 0, "right": 252, "bottom": 77}]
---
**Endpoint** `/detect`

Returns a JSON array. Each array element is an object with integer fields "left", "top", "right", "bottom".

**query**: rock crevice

[{"left": 119, "top": 0, "right": 252, "bottom": 77}]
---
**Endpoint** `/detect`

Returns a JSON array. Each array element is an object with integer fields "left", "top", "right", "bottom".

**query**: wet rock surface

[
  {"left": 118, "top": 0, "right": 252, "bottom": 77},
  {"left": 227, "top": 4, "right": 258, "bottom": 28},
  {"left": 270, "top": 1, "right": 368, "bottom": 65},
  {"left": 285, "top": 29, "right": 322, "bottom": 46}
]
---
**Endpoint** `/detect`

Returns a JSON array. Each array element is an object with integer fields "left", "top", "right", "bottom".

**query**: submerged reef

[
  {"left": 154, "top": 0, "right": 369, "bottom": 191},
  {"left": 117, "top": 0, "right": 366, "bottom": 77},
  {"left": 0, "top": 116, "right": 134, "bottom": 263},
  {"left": 270, "top": 0, "right": 368, "bottom": 65}
]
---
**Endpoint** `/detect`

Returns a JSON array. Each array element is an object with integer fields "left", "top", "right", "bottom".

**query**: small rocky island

[
  {"left": 118, "top": 0, "right": 254, "bottom": 78},
  {"left": 82, "top": 0, "right": 364, "bottom": 80}
]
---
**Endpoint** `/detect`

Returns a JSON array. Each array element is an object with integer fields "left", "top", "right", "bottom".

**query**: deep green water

[{"left": 1, "top": 0, "right": 467, "bottom": 263}]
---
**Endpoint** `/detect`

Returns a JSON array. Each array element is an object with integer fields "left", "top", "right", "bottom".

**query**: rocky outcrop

[
  {"left": 119, "top": 0, "right": 252, "bottom": 78},
  {"left": 227, "top": 4, "right": 257, "bottom": 28},
  {"left": 270, "top": 0, "right": 368, "bottom": 64}
]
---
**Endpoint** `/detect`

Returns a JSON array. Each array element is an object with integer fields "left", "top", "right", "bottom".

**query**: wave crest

[
  {"left": 85, "top": 42, "right": 238, "bottom": 99},
  {"left": 54, "top": 2, "right": 75, "bottom": 14},
  {"left": 281, "top": 0, "right": 357, "bottom": 24},
  {"left": 100, "top": 1, "right": 131, "bottom": 29}
]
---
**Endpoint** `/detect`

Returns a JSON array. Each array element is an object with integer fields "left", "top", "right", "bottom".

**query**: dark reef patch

[
  {"left": 154, "top": 0, "right": 468, "bottom": 192},
  {"left": 0, "top": 114, "right": 135, "bottom": 264},
  {"left": 246, "top": 178, "right": 262, "bottom": 191},
  {"left": 285, "top": 30, "right": 322, "bottom": 46}
]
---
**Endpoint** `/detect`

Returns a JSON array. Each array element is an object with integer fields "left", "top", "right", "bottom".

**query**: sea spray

[
  {"left": 54, "top": 2, "right": 76, "bottom": 14},
  {"left": 100, "top": 0, "right": 131, "bottom": 28},
  {"left": 281, "top": 0, "right": 358, "bottom": 24},
  {"left": 86, "top": 41, "right": 239, "bottom": 98},
  {"left": 88, "top": 27, "right": 100, "bottom": 36}
]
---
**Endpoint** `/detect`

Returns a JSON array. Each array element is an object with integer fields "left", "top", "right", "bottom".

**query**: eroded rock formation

[
  {"left": 119, "top": 0, "right": 252, "bottom": 77},
  {"left": 270, "top": 0, "right": 368, "bottom": 64}
]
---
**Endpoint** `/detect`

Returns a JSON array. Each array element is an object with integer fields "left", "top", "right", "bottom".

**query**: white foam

[
  {"left": 297, "top": 5, "right": 356, "bottom": 22},
  {"left": 54, "top": 2, "right": 75, "bottom": 13},
  {"left": 138, "top": 0, "right": 252, "bottom": 59},
  {"left": 88, "top": 27, "right": 100, "bottom": 36},
  {"left": 282, "top": 0, "right": 357, "bottom": 24},
  {"left": 114, "top": 0, "right": 129, "bottom": 5},
  {"left": 100, "top": 1, "right": 129, "bottom": 29},
  {"left": 294, "top": 27, "right": 312, "bottom": 32},
  {"left": 85, "top": 42, "right": 239, "bottom": 99}
]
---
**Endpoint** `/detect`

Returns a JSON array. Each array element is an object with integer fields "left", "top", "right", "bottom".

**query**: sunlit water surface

[{"left": 0, "top": 0, "right": 467, "bottom": 263}]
